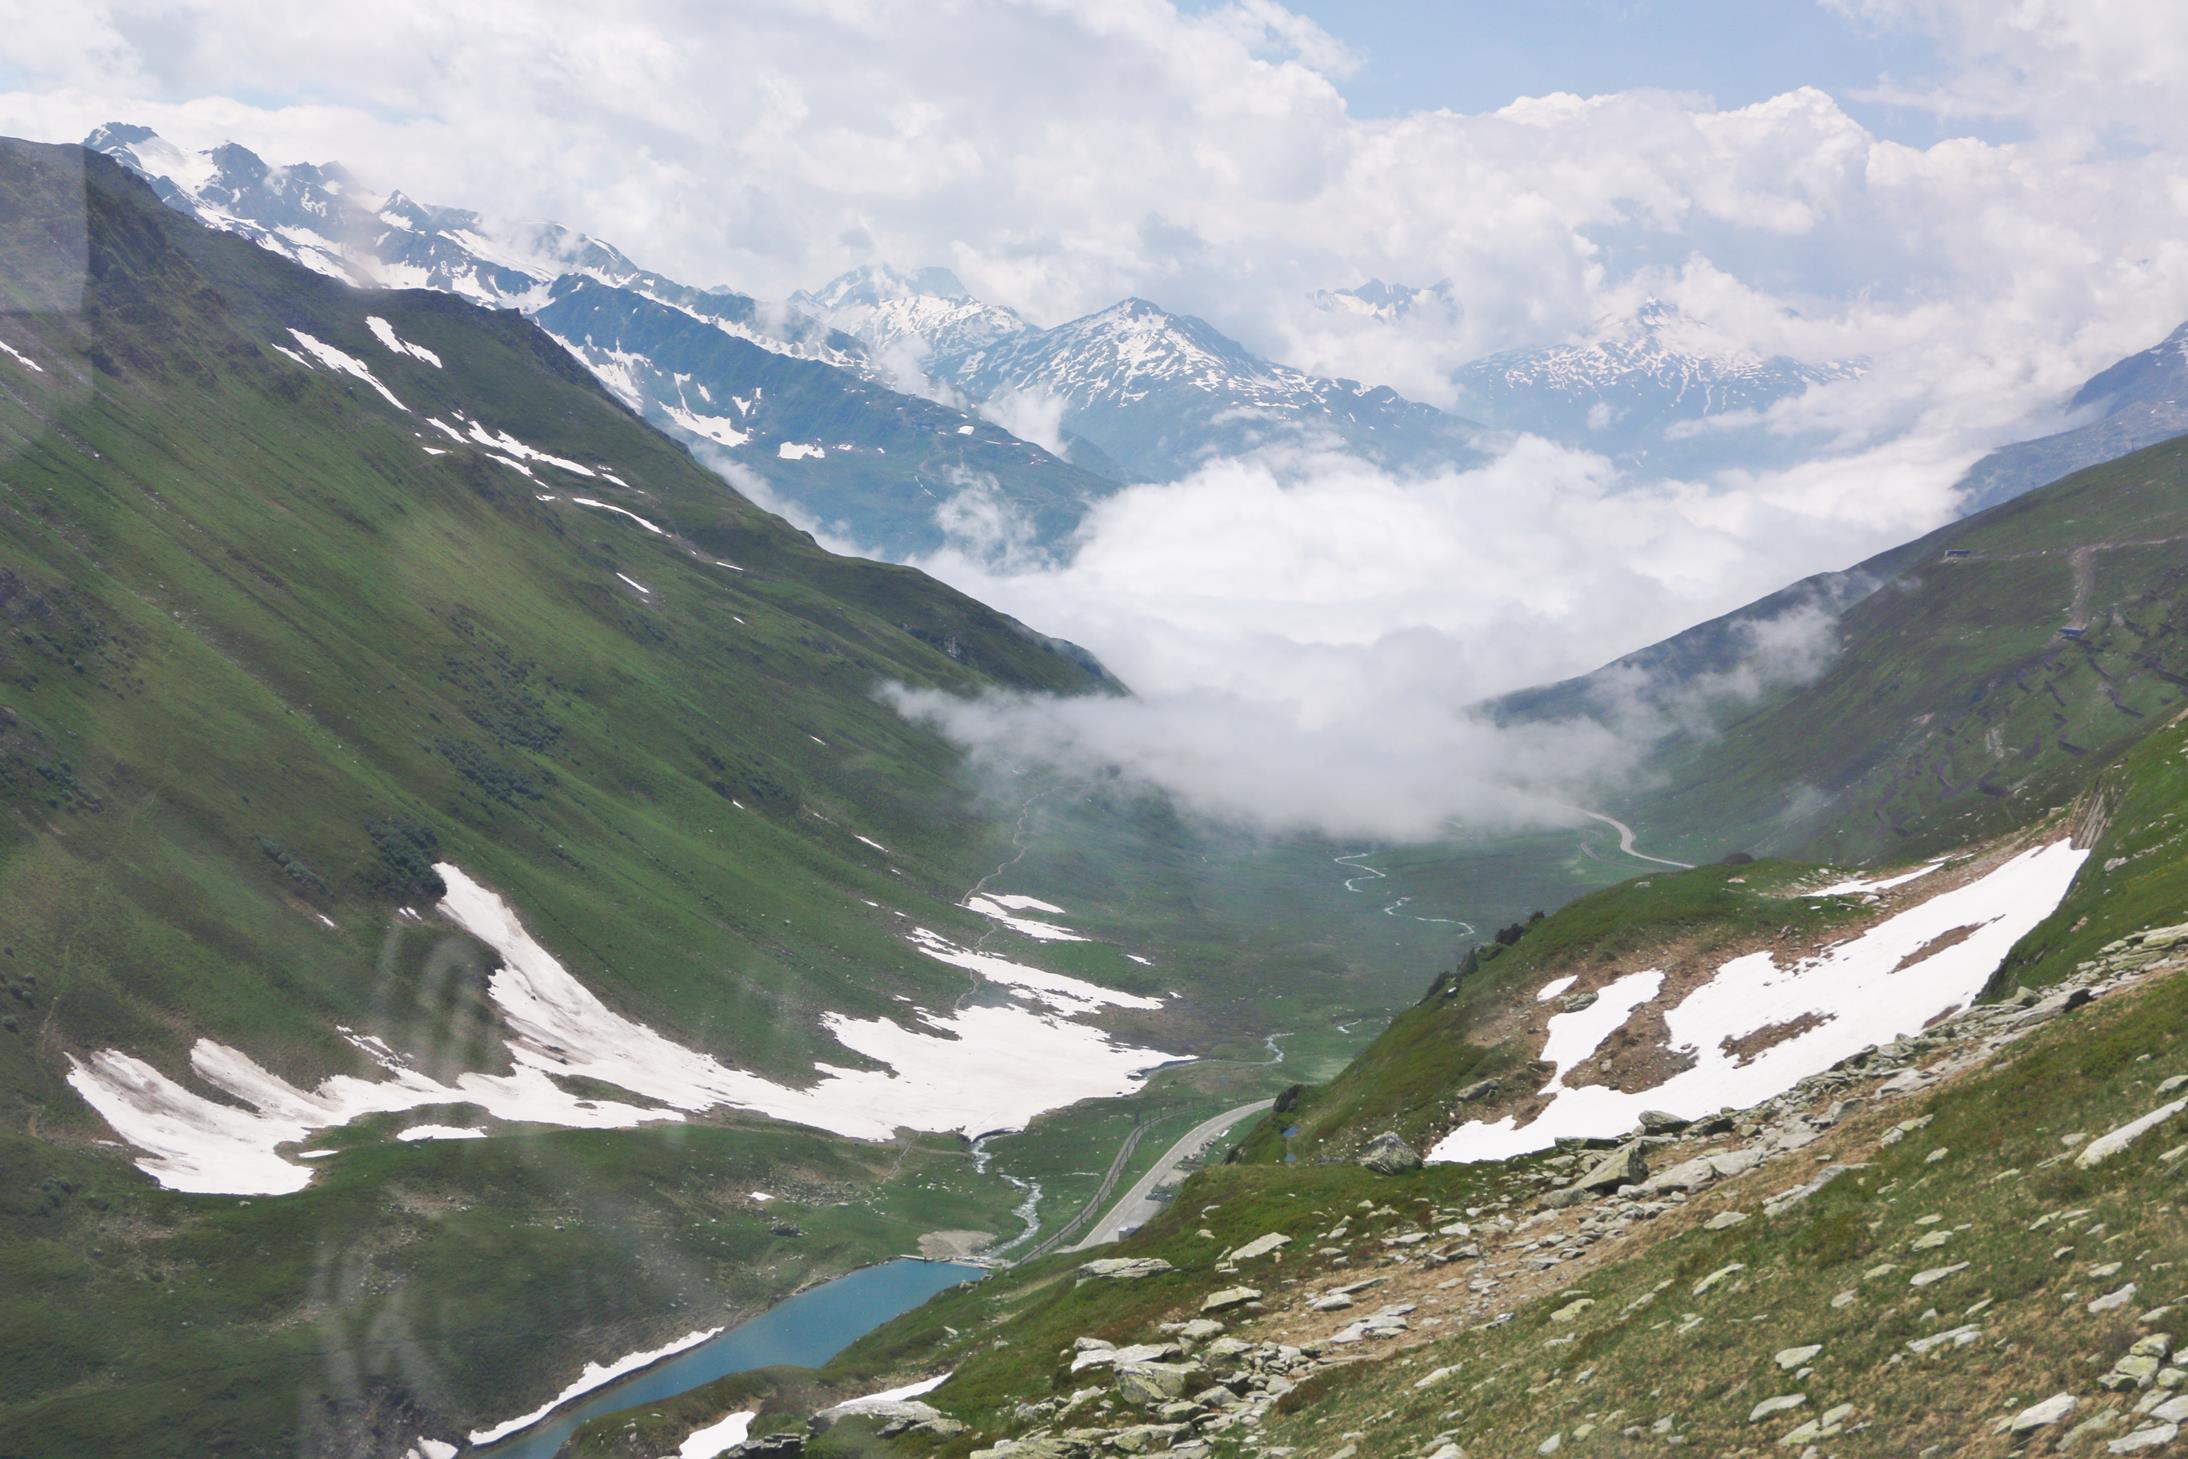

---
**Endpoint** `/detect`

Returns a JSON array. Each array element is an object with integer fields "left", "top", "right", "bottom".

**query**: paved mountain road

[
  {"left": 1067, "top": 1099, "right": 1276, "bottom": 1252},
  {"left": 1578, "top": 809, "right": 1694, "bottom": 869}
]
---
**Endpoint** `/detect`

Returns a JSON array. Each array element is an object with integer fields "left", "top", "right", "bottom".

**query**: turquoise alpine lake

[{"left": 475, "top": 1258, "right": 986, "bottom": 1457}]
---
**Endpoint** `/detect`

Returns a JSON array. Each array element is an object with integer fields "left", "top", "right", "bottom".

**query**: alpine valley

[{"left": 12, "top": 82, "right": 2188, "bottom": 1459}]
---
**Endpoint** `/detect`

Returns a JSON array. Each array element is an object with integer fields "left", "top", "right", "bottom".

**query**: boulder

[
  {"left": 1574, "top": 1141, "right": 1649, "bottom": 1193},
  {"left": 1076, "top": 1257, "right": 1175, "bottom": 1285},
  {"left": 1637, "top": 1109, "right": 1690, "bottom": 1135},
  {"left": 811, "top": 1399, "right": 939, "bottom": 1433},
  {"left": 1201, "top": 1286, "right": 1263, "bottom": 1313},
  {"left": 1359, "top": 1132, "right": 1423, "bottom": 1175},
  {"left": 1115, "top": 1360, "right": 1204, "bottom": 1406},
  {"left": 1748, "top": 1394, "right": 1806, "bottom": 1424},
  {"left": 2004, "top": 1394, "right": 2077, "bottom": 1434},
  {"left": 2078, "top": 1099, "right": 2188, "bottom": 1168},
  {"left": 1229, "top": 1232, "right": 1290, "bottom": 1261},
  {"left": 725, "top": 1436, "right": 806, "bottom": 1458}
]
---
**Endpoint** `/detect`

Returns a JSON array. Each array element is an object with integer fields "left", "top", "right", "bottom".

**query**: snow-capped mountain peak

[
  {"left": 1447, "top": 296, "right": 1862, "bottom": 458},
  {"left": 792, "top": 262, "right": 1033, "bottom": 368},
  {"left": 1312, "top": 277, "right": 1458, "bottom": 324}
]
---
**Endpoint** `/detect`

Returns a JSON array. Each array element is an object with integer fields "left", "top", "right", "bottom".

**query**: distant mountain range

[
  {"left": 85, "top": 123, "right": 1110, "bottom": 558},
  {"left": 1954, "top": 318, "right": 2188, "bottom": 513},
  {"left": 799, "top": 272, "right": 1489, "bottom": 482},
  {"left": 87, "top": 124, "right": 2188, "bottom": 548},
  {"left": 1446, "top": 296, "right": 1863, "bottom": 465}
]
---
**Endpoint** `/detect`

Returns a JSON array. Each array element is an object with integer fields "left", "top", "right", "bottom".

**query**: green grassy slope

[
  {"left": 1613, "top": 435, "right": 2188, "bottom": 864},
  {"left": 0, "top": 135, "right": 1151, "bottom": 1456},
  {"left": 550, "top": 428, "right": 2188, "bottom": 1459}
]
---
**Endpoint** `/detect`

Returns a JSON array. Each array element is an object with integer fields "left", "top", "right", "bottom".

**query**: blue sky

[{"left": 1277, "top": 0, "right": 1987, "bottom": 142}]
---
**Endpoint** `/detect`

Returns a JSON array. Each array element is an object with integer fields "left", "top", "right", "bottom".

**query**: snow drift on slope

[
  {"left": 67, "top": 864, "right": 1175, "bottom": 1195},
  {"left": 1429, "top": 839, "right": 2088, "bottom": 1163}
]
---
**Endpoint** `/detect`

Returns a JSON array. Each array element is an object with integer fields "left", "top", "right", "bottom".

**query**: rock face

[{"left": 1359, "top": 1132, "right": 1424, "bottom": 1174}]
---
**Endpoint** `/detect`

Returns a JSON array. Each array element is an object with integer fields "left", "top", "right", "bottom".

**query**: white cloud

[
  {"left": 892, "top": 437, "right": 1872, "bottom": 841},
  {"left": 9, "top": 0, "right": 2188, "bottom": 839},
  {"left": 974, "top": 387, "right": 1068, "bottom": 455}
]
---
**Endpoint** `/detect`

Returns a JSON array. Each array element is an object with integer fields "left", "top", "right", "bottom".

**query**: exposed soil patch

[
  {"left": 1892, "top": 923, "right": 1984, "bottom": 973},
  {"left": 1564, "top": 1004, "right": 1697, "bottom": 1093},
  {"left": 1719, "top": 1009, "right": 1833, "bottom": 1066},
  {"left": 918, "top": 1229, "right": 995, "bottom": 1261}
]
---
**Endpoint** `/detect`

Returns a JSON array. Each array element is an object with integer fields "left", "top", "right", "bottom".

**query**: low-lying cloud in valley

[{"left": 884, "top": 437, "right": 1868, "bottom": 842}]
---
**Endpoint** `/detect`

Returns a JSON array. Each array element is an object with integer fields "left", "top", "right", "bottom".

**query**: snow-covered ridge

[
  {"left": 67, "top": 864, "right": 1176, "bottom": 1196},
  {"left": 88, "top": 124, "right": 855, "bottom": 367},
  {"left": 1450, "top": 296, "right": 1862, "bottom": 433},
  {"left": 1429, "top": 839, "right": 2089, "bottom": 1163}
]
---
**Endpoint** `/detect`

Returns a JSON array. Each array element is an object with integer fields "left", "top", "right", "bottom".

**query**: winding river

[{"left": 475, "top": 1258, "right": 986, "bottom": 1458}]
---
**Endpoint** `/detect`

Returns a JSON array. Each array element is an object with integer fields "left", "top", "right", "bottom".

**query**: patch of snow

[
  {"left": 961, "top": 894, "right": 1087, "bottom": 943},
  {"left": 855, "top": 834, "right": 890, "bottom": 852},
  {"left": 69, "top": 864, "right": 1177, "bottom": 1193},
  {"left": 401, "top": 1440, "right": 458, "bottom": 1459},
  {"left": 1126, "top": 954, "right": 1153, "bottom": 966},
  {"left": 1540, "top": 971, "right": 1664, "bottom": 1073},
  {"left": 364, "top": 316, "right": 442, "bottom": 367},
  {"left": 1536, "top": 975, "right": 1578, "bottom": 1003},
  {"left": 395, "top": 1124, "right": 487, "bottom": 1142},
  {"left": 673, "top": 1410, "right": 755, "bottom": 1459},
  {"left": 457, "top": 414, "right": 595, "bottom": 475},
  {"left": 777, "top": 441, "right": 825, "bottom": 460},
  {"left": 285, "top": 330, "right": 408, "bottom": 412},
  {"left": 664, "top": 402, "right": 750, "bottom": 447},
  {"left": 421, "top": 446, "right": 448, "bottom": 456},
  {"left": 423, "top": 416, "right": 466, "bottom": 443},
  {"left": 570, "top": 497, "right": 665, "bottom": 535},
  {"left": 748, "top": 1190, "right": 774, "bottom": 1202},
  {"left": 0, "top": 337, "right": 43, "bottom": 372},
  {"left": 1807, "top": 862, "right": 1946, "bottom": 898},
  {"left": 986, "top": 893, "right": 1066, "bottom": 914},
  {"left": 468, "top": 1327, "right": 724, "bottom": 1446},
  {"left": 956, "top": 423, "right": 975, "bottom": 435},
  {"left": 1429, "top": 839, "right": 2089, "bottom": 1163},
  {"left": 821, "top": 1373, "right": 951, "bottom": 1418},
  {"left": 906, "top": 927, "right": 1158, "bottom": 1012},
  {"left": 616, "top": 573, "right": 652, "bottom": 594}
]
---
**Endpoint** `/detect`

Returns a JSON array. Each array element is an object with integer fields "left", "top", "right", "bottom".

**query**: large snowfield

[
  {"left": 1428, "top": 839, "right": 2090, "bottom": 1162},
  {"left": 67, "top": 864, "right": 1175, "bottom": 1195}
]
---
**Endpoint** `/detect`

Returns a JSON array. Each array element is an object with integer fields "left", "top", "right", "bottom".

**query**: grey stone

[
  {"left": 1359, "top": 1132, "right": 1424, "bottom": 1175},
  {"left": 2004, "top": 1393, "right": 2077, "bottom": 1433},
  {"left": 1201, "top": 1286, "right": 1262, "bottom": 1313},
  {"left": 1076, "top": 1257, "right": 1175, "bottom": 1285}
]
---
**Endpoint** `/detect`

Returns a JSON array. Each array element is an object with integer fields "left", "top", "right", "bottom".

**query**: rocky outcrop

[{"left": 1359, "top": 1132, "right": 1423, "bottom": 1175}]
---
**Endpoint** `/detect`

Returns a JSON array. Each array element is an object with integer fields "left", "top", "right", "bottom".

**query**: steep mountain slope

[
  {"left": 1607, "top": 433, "right": 2188, "bottom": 865},
  {"left": 85, "top": 124, "right": 1115, "bottom": 558},
  {"left": 532, "top": 276, "right": 1113, "bottom": 555},
  {"left": 0, "top": 136, "right": 1195, "bottom": 1456},
  {"left": 1956, "top": 318, "right": 2188, "bottom": 514}
]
